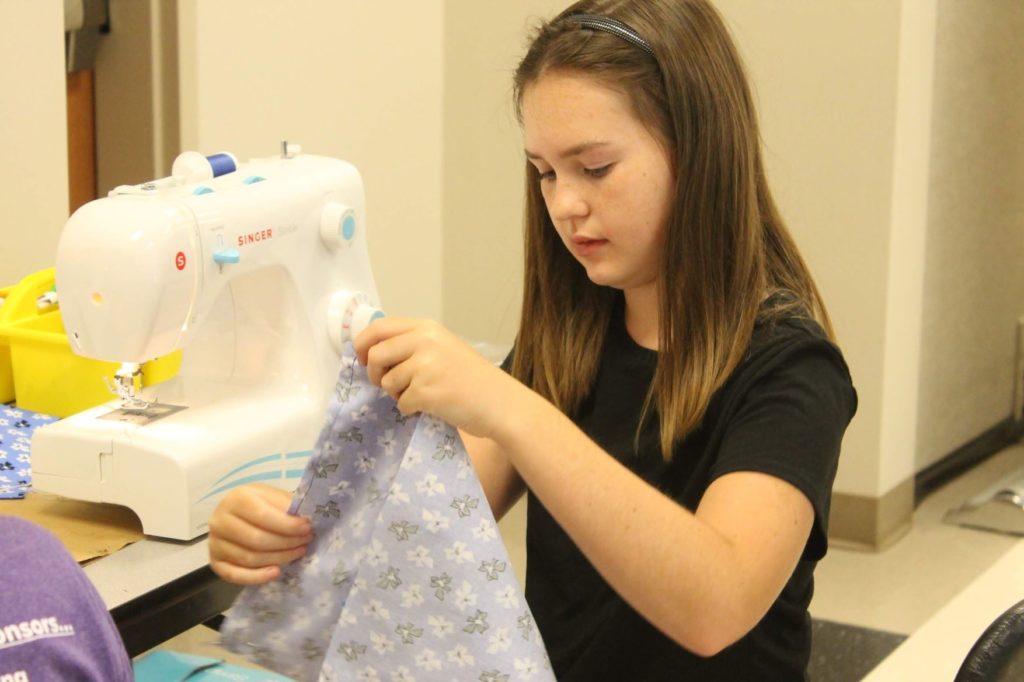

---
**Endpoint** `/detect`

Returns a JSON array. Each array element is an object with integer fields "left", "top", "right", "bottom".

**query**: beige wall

[
  {"left": 915, "top": 0, "right": 1024, "bottom": 471},
  {"left": 441, "top": 0, "right": 570, "bottom": 345},
  {"left": 715, "top": 1, "right": 907, "bottom": 501},
  {"left": 0, "top": 1, "right": 69, "bottom": 286},
  {"left": 177, "top": 1, "right": 444, "bottom": 320}
]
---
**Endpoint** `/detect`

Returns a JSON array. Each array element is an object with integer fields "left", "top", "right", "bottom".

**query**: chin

[{"left": 583, "top": 271, "right": 621, "bottom": 289}]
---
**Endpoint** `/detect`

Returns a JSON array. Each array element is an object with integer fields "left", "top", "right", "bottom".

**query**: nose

[{"left": 545, "top": 180, "right": 589, "bottom": 224}]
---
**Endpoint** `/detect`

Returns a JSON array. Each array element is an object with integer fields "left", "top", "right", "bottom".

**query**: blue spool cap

[
  {"left": 242, "top": 175, "right": 265, "bottom": 185},
  {"left": 370, "top": 310, "right": 385, "bottom": 323},
  {"left": 207, "top": 153, "right": 237, "bottom": 178},
  {"left": 342, "top": 215, "right": 356, "bottom": 241},
  {"left": 192, "top": 185, "right": 214, "bottom": 196}
]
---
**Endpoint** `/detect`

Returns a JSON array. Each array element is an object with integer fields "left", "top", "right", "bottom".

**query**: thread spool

[
  {"left": 206, "top": 152, "right": 237, "bottom": 178},
  {"left": 171, "top": 151, "right": 238, "bottom": 183}
]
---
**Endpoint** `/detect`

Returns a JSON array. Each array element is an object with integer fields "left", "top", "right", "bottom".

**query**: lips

[{"left": 571, "top": 235, "right": 608, "bottom": 257}]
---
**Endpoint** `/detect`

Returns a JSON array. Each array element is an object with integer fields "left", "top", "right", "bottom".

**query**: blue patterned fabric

[
  {"left": 221, "top": 349, "right": 554, "bottom": 682},
  {"left": 0, "top": 405, "right": 56, "bottom": 499}
]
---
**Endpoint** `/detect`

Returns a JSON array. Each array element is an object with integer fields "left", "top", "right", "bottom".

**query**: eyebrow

[{"left": 524, "top": 140, "right": 612, "bottom": 161}]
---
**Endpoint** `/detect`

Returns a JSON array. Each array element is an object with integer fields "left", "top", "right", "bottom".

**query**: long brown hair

[{"left": 511, "top": 0, "right": 834, "bottom": 460}]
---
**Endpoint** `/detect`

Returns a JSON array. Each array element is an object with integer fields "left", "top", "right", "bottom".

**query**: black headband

[{"left": 565, "top": 13, "right": 655, "bottom": 57}]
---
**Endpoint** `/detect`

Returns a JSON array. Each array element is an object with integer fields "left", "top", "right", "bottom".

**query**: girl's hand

[
  {"left": 353, "top": 317, "right": 519, "bottom": 439},
  {"left": 208, "top": 484, "right": 313, "bottom": 585}
]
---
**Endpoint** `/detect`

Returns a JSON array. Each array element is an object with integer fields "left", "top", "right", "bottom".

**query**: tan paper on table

[{"left": 0, "top": 491, "right": 143, "bottom": 562}]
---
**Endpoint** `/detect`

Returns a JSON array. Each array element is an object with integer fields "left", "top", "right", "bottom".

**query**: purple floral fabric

[{"left": 221, "top": 349, "right": 553, "bottom": 682}]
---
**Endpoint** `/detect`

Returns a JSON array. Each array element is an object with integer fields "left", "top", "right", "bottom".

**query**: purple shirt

[{"left": 0, "top": 515, "right": 133, "bottom": 681}]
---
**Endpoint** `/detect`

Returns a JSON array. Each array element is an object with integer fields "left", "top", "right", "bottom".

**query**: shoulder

[
  {"left": 752, "top": 302, "right": 849, "bottom": 373},
  {"left": 0, "top": 515, "right": 84, "bottom": 589},
  {"left": 0, "top": 514, "right": 44, "bottom": 534},
  {"left": 0, "top": 516, "right": 134, "bottom": 681},
  {"left": 723, "top": 309, "right": 857, "bottom": 418},
  {"left": 0, "top": 515, "right": 66, "bottom": 555},
  {"left": 761, "top": 316, "right": 835, "bottom": 352}
]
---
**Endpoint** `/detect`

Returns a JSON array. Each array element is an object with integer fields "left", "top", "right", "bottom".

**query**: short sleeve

[{"left": 709, "top": 341, "right": 856, "bottom": 561}]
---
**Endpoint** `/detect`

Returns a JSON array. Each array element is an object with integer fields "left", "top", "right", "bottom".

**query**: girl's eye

[
  {"left": 584, "top": 164, "right": 612, "bottom": 178},
  {"left": 538, "top": 169, "right": 555, "bottom": 182}
]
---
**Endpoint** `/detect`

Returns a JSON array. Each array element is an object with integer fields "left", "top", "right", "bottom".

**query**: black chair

[{"left": 955, "top": 598, "right": 1024, "bottom": 681}]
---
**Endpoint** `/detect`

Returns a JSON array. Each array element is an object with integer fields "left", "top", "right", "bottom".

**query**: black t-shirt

[{"left": 521, "top": 302, "right": 857, "bottom": 681}]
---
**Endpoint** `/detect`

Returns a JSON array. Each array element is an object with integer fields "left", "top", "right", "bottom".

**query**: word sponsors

[
  {"left": 0, "top": 616, "right": 75, "bottom": 650},
  {"left": 0, "top": 617, "right": 77, "bottom": 681}
]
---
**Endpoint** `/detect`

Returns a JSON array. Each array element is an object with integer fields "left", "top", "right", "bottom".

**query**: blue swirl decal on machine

[{"left": 198, "top": 450, "right": 312, "bottom": 502}]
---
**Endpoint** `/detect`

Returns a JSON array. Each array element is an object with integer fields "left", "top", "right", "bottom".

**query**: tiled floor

[
  {"left": 812, "top": 442, "right": 1022, "bottom": 636},
  {"left": 142, "top": 442, "right": 1024, "bottom": 680}
]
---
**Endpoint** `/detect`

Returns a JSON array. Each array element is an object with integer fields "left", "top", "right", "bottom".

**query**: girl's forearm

[{"left": 491, "top": 385, "right": 756, "bottom": 655}]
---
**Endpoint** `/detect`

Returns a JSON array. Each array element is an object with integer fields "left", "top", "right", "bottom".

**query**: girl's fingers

[
  {"left": 208, "top": 484, "right": 313, "bottom": 587},
  {"left": 243, "top": 488, "right": 311, "bottom": 538},
  {"left": 364, "top": 332, "right": 420, "bottom": 388},
  {"left": 353, "top": 317, "right": 418, "bottom": 365},
  {"left": 213, "top": 509, "right": 313, "bottom": 553},
  {"left": 210, "top": 489, "right": 308, "bottom": 541},
  {"left": 210, "top": 559, "right": 282, "bottom": 586},
  {"left": 380, "top": 360, "right": 414, "bottom": 404},
  {"left": 210, "top": 534, "right": 309, "bottom": 570}
]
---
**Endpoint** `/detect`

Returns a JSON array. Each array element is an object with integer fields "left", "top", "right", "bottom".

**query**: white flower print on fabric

[
  {"left": 407, "top": 545, "right": 434, "bottom": 569},
  {"left": 453, "top": 581, "right": 479, "bottom": 611},
  {"left": 401, "top": 584, "right": 425, "bottom": 608},
  {"left": 328, "top": 478, "right": 352, "bottom": 498},
  {"left": 390, "top": 667, "right": 415, "bottom": 682},
  {"left": 364, "top": 599, "right": 391, "bottom": 622},
  {"left": 0, "top": 406, "right": 55, "bottom": 499},
  {"left": 495, "top": 585, "right": 520, "bottom": 610},
  {"left": 428, "top": 615, "right": 455, "bottom": 638},
  {"left": 357, "top": 666, "right": 382, "bottom": 682},
  {"left": 363, "top": 539, "right": 389, "bottom": 567},
  {"left": 471, "top": 518, "right": 498, "bottom": 542},
  {"left": 399, "top": 447, "right": 423, "bottom": 471},
  {"left": 371, "top": 631, "right": 396, "bottom": 655},
  {"left": 220, "top": 346, "right": 553, "bottom": 681},
  {"left": 388, "top": 482, "right": 411, "bottom": 506},
  {"left": 414, "top": 648, "right": 442, "bottom": 672},
  {"left": 448, "top": 644, "right": 476, "bottom": 668},
  {"left": 445, "top": 541, "right": 475, "bottom": 565},
  {"left": 515, "top": 657, "right": 540, "bottom": 678},
  {"left": 486, "top": 628, "right": 512, "bottom": 655},
  {"left": 421, "top": 508, "right": 450, "bottom": 534},
  {"left": 415, "top": 473, "right": 446, "bottom": 497}
]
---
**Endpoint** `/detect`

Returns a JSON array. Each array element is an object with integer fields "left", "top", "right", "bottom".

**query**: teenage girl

[{"left": 209, "top": 1, "right": 857, "bottom": 679}]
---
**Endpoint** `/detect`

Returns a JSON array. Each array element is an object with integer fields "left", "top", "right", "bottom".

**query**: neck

[{"left": 623, "top": 286, "right": 659, "bottom": 350}]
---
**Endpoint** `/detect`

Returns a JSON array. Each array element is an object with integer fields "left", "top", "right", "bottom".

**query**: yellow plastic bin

[
  {"left": 6, "top": 313, "right": 182, "bottom": 417},
  {"left": 0, "top": 268, "right": 60, "bottom": 404},
  {"left": 0, "top": 283, "right": 15, "bottom": 403},
  {"left": 0, "top": 267, "right": 181, "bottom": 417}
]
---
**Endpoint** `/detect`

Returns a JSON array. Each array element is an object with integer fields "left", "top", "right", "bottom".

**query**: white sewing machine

[{"left": 31, "top": 144, "right": 383, "bottom": 540}]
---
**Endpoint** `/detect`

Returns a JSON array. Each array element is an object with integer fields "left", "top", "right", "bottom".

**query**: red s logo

[{"left": 175, "top": 252, "right": 187, "bottom": 270}]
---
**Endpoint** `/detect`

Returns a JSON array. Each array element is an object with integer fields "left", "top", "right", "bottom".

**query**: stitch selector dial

[{"left": 327, "top": 290, "right": 384, "bottom": 352}]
